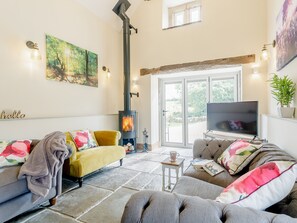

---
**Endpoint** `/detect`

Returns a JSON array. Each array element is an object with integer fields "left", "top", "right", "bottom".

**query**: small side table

[{"left": 161, "top": 158, "right": 185, "bottom": 192}]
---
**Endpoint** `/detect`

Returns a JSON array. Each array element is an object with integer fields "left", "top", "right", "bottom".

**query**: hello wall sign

[{"left": 0, "top": 110, "right": 26, "bottom": 119}]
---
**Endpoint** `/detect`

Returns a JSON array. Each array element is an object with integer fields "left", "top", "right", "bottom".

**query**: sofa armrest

[
  {"left": 94, "top": 130, "right": 121, "bottom": 146},
  {"left": 193, "top": 139, "right": 234, "bottom": 160},
  {"left": 66, "top": 140, "right": 77, "bottom": 162},
  {"left": 121, "top": 191, "right": 297, "bottom": 223}
]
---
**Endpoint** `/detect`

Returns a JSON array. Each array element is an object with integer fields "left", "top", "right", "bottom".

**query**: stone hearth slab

[
  {"left": 84, "top": 167, "right": 139, "bottom": 191},
  {"left": 50, "top": 184, "right": 112, "bottom": 218},
  {"left": 24, "top": 210, "right": 79, "bottom": 223},
  {"left": 123, "top": 172, "right": 157, "bottom": 190},
  {"left": 79, "top": 187, "right": 137, "bottom": 223}
]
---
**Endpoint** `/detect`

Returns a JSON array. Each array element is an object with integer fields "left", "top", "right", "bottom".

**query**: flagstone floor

[{"left": 8, "top": 147, "right": 193, "bottom": 223}]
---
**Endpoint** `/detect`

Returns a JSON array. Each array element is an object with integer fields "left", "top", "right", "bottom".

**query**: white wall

[
  {"left": 130, "top": 0, "right": 268, "bottom": 145},
  {"left": 0, "top": 0, "right": 123, "bottom": 118},
  {"left": 0, "top": 0, "right": 123, "bottom": 138},
  {"left": 0, "top": 115, "right": 118, "bottom": 140},
  {"left": 264, "top": 0, "right": 297, "bottom": 158},
  {"left": 267, "top": 0, "right": 297, "bottom": 114}
]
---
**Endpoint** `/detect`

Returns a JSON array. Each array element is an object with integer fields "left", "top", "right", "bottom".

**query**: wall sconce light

[
  {"left": 251, "top": 63, "right": 260, "bottom": 78},
  {"left": 102, "top": 66, "right": 111, "bottom": 78},
  {"left": 26, "top": 41, "right": 41, "bottom": 60},
  {"left": 261, "top": 40, "right": 276, "bottom": 60}
]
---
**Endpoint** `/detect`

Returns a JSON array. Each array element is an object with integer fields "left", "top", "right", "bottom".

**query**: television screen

[{"left": 207, "top": 101, "right": 258, "bottom": 136}]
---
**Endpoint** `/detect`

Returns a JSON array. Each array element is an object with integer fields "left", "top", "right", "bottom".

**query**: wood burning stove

[
  {"left": 119, "top": 111, "right": 137, "bottom": 146},
  {"left": 113, "top": 0, "right": 139, "bottom": 148}
]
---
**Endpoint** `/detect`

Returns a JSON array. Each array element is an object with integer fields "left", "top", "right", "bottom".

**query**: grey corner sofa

[
  {"left": 0, "top": 140, "right": 62, "bottom": 223},
  {"left": 121, "top": 139, "right": 297, "bottom": 223}
]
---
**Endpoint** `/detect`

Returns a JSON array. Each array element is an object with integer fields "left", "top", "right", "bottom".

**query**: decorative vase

[{"left": 278, "top": 107, "right": 295, "bottom": 118}]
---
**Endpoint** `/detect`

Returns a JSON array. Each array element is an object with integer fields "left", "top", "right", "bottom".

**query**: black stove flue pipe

[{"left": 113, "top": 0, "right": 135, "bottom": 112}]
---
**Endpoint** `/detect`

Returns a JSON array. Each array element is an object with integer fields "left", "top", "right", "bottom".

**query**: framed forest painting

[
  {"left": 276, "top": 0, "right": 297, "bottom": 70},
  {"left": 46, "top": 34, "right": 98, "bottom": 87}
]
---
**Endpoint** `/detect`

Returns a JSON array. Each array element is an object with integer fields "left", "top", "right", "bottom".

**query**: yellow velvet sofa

[{"left": 63, "top": 130, "right": 126, "bottom": 187}]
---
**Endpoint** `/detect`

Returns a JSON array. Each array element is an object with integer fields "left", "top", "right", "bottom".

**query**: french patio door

[
  {"left": 161, "top": 78, "right": 208, "bottom": 147},
  {"left": 161, "top": 73, "right": 239, "bottom": 147}
]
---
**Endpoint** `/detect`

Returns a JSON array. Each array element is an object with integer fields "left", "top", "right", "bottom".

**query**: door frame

[{"left": 160, "top": 71, "right": 241, "bottom": 148}]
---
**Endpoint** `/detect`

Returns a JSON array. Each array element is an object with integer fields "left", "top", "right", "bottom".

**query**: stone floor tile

[
  {"left": 24, "top": 209, "right": 79, "bottom": 223},
  {"left": 79, "top": 188, "right": 137, "bottom": 223},
  {"left": 144, "top": 175, "right": 163, "bottom": 191},
  {"left": 50, "top": 185, "right": 112, "bottom": 218},
  {"left": 84, "top": 168, "right": 140, "bottom": 191},
  {"left": 123, "top": 172, "right": 157, "bottom": 190}
]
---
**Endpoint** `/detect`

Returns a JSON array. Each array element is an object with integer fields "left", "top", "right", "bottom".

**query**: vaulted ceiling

[{"left": 75, "top": 0, "right": 143, "bottom": 29}]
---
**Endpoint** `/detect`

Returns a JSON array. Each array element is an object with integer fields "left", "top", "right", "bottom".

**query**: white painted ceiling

[{"left": 75, "top": 0, "right": 144, "bottom": 29}]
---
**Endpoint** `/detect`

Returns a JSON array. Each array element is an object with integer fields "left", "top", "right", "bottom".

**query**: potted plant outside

[{"left": 270, "top": 74, "right": 296, "bottom": 118}]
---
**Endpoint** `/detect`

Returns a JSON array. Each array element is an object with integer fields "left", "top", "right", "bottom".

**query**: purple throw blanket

[{"left": 18, "top": 131, "right": 71, "bottom": 202}]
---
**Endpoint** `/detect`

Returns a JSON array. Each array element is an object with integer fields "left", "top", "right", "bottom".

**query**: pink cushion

[
  {"left": 216, "top": 161, "right": 297, "bottom": 210},
  {"left": 70, "top": 130, "right": 98, "bottom": 151},
  {"left": 0, "top": 140, "right": 32, "bottom": 168}
]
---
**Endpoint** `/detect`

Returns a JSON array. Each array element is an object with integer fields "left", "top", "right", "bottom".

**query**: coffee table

[{"left": 161, "top": 158, "right": 185, "bottom": 192}]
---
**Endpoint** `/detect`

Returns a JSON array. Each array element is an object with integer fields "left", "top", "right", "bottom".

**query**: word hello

[{"left": 0, "top": 110, "right": 26, "bottom": 119}]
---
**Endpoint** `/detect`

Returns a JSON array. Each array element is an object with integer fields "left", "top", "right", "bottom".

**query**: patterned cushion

[
  {"left": 216, "top": 161, "right": 297, "bottom": 210},
  {"left": 0, "top": 140, "right": 32, "bottom": 168},
  {"left": 70, "top": 130, "right": 98, "bottom": 151},
  {"left": 217, "top": 140, "right": 262, "bottom": 175}
]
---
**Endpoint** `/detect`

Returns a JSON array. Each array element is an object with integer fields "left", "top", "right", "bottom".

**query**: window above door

[{"left": 163, "top": 0, "right": 201, "bottom": 29}]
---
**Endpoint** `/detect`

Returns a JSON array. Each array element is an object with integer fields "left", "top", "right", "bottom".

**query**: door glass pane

[
  {"left": 187, "top": 80, "right": 207, "bottom": 144},
  {"left": 211, "top": 78, "right": 236, "bottom": 102},
  {"left": 164, "top": 82, "right": 183, "bottom": 144}
]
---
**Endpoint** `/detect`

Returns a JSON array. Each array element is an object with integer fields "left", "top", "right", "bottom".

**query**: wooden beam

[{"left": 140, "top": 54, "right": 255, "bottom": 76}]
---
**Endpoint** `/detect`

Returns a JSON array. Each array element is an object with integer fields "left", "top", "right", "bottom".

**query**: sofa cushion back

[
  {"left": 193, "top": 139, "right": 234, "bottom": 161},
  {"left": 93, "top": 131, "right": 120, "bottom": 146},
  {"left": 248, "top": 143, "right": 296, "bottom": 171}
]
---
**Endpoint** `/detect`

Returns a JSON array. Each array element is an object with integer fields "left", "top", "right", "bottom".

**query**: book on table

[{"left": 202, "top": 161, "right": 225, "bottom": 176}]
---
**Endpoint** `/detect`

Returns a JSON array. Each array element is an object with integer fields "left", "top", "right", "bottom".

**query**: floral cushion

[
  {"left": 217, "top": 140, "right": 262, "bottom": 175},
  {"left": 70, "top": 130, "right": 98, "bottom": 151},
  {"left": 216, "top": 161, "right": 297, "bottom": 210},
  {"left": 0, "top": 140, "right": 32, "bottom": 168}
]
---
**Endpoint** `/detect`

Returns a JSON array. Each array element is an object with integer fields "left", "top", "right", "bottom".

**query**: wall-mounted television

[{"left": 207, "top": 101, "right": 258, "bottom": 136}]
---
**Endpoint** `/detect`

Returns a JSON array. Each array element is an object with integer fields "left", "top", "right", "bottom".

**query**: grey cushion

[
  {"left": 248, "top": 143, "right": 296, "bottom": 171},
  {"left": 0, "top": 166, "right": 29, "bottom": 203},
  {"left": 184, "top": 165, "right": 239, "bottom": 188},
  {"left": 121, "top": 190, "right": 297, "bottom": 223},
  {"left": 0, "top": 178, "right": 28, "bottom": 203},
  {"left": 173, "top": 176, "right": 224, "bottom": 199},
  {"left": 0, "top": 166, "right": 22, "bottom": 187}
]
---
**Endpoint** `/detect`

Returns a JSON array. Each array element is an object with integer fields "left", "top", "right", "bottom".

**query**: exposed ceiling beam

[{"left": 140, "top": 54, "right": 255, "bottom": 76}]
